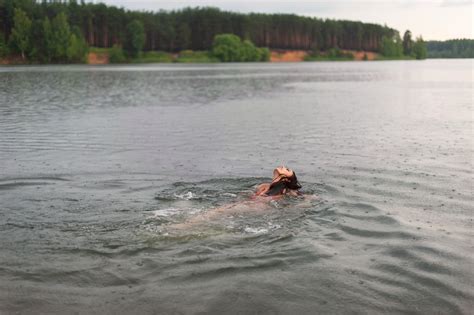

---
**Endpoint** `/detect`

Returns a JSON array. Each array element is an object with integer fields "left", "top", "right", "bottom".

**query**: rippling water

[{"left": 0, "top": 61, "right": 472, "bottom": 314}]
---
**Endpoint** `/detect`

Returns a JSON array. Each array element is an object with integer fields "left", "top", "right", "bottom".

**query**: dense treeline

[
  {"left": 426, "top": 39, "right": 473, "bottom": 58},
  {"left": 1, "top": 6, "right": 88, "bottom": 62},
  {"left": 1, "top": 0, "right": 398, "bottom": 56}
]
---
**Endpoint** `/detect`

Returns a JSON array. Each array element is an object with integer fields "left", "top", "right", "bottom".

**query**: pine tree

[{"left": 402, "top": 30, "right": 413, "bottom": 56}]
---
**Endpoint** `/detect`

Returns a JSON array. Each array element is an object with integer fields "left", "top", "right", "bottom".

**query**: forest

[
  {"left": 426, "top": 39, "right": 473, "bottom": 58},
  {"left": 0, "top": 0, "right": 426, "bottom": 63}
]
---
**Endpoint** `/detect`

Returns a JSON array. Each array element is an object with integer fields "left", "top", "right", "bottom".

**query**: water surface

[{"left": 0, "top": 60, "right": 472, "bottom": 314}]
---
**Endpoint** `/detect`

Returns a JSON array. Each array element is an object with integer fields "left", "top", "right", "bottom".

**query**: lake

[{"left": 0, "top": 60, "right": 472, "bottom": 314}]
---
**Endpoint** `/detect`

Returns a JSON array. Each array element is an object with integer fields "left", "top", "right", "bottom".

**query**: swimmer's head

[{"left": 272, "top": 166, "right": 301, "bottom": 190}]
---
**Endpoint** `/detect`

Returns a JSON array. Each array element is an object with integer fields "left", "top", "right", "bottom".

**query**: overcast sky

[{"left": 95, "top": 0, "right": 473, "bottom": 40}]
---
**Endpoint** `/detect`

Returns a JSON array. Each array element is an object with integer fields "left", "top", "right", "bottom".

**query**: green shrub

[
  {"left": 304, "top": 47, "right": 354, "bottom": 61},
  {"left": 258, "top": 47, "right": 270, "bottom": 61},
  {"left": 0, "top": 34, "right": 9, "bottom": 57},
  {"left": 132, "top": 51, "right": 173, "bottom": 63},
  {"left": 176, "top": 50, "right": 216, "bottom": 63},
  {"left": 241, "top": 40, "right": 261, "bottom": 61},
  {"left": 327, "top": 48, "right": 354, "bottom": 59},
  {"left": 66, "top": 27, "right": 88, "bottom": 63},
  {"left": 412, "top": 36, "right": 427, "bottom": 59},
  {"left": 211, "top": 34, "right": 243, "bottom": 62},
  {"left": 109, "top": 45, "right": 127, "bottom": 63},
  {"left": 381, "top": 36, "right": 403, "bottom": 57},
  {"left": 211, "top": 34, "right": 269, "bottom": 62},
  {"left": 178, "top": 50, "right": 195, "bottom": 58}
]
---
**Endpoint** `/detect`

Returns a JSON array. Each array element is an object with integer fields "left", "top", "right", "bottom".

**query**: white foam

[
  {"left": 150, "top": 208, "right": 179, "bottom": 217},
  {"left": 244, "top": 227, "right": 269, "bottom": 234},
  {"left": 150, "top": 207, "right": 203, "bottom": 217},
  {"left": 173, "top": 191, "right": 197, "bottom": 200},
  {"left": 222, "top": 193, "right": 237, "bottom": 197},
  {"left": 267, "top": 222, "right": 282, "bottom": 230}
]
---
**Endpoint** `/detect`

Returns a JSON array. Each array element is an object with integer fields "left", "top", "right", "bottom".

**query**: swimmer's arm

[
  {"left": 255, "top": 183, "right": 270, "bottom": 196},
  {"left": 170, "top": 199, "right": 267, "bottom": 230}
]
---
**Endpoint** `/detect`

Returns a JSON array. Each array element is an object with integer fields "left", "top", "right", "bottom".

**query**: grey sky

[{"left": 95, "top": 0, "right": 473, "bottom": 40}]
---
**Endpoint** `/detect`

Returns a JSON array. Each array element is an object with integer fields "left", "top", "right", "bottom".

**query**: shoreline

[
  {"left": 1, "top": 49, "right": 383, "bottom": 65},
  {"left": 270, "top": 49, "right": 380, "bottom": 62}
]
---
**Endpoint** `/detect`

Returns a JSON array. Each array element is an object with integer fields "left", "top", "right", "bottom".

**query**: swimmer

[
  {"left": 254, "top": 166, "right": 302, "bottom": 197},
  {"left": 167, "top": 166, "right": 309, "bottom": 232}
]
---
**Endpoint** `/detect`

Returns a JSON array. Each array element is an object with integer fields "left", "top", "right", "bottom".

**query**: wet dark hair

[
  {"left": 286, "top": 172, "right": 302, "bottom": 190},
  {"left": 266, "top": 173, "right": 301, "bottom": 196},
  {"left": 266, "top": 181, "right": 286, "bottom": 196}
]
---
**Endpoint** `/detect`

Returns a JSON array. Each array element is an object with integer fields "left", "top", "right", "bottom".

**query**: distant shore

[{"left": 1, "top": 49, "right": 384, "bottom": 65}]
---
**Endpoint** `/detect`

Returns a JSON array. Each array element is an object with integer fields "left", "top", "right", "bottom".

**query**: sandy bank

[
  {"left": 88, "top": 52, "right": 109, "bottom": 64},
  {"left": 351, "top": 50, "right": 379, "bottom": 60},
  {"left": 270, "top": 50, "right": 309, "bottom": 62},
  {"left": 270, "top": 49, "right": 379, "bottom": 62},
  {"left": 0, "top": 55, "right": 24, "bottom": 65}
]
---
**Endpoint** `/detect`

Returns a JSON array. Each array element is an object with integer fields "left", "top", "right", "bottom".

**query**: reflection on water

[{"left": 0, "top": 60, "right": 472, "bottom": 314}]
